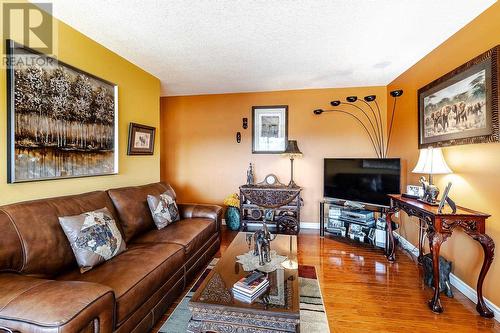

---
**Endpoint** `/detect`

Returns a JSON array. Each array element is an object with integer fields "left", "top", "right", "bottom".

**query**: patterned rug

[{"left": 160, "top": 258, "right": 329, "bottom": 332}]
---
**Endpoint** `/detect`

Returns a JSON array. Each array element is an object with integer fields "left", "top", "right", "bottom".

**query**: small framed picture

[
  {"left": 252, "top": 105, "right": 288, "bottom": 153},
  {"left": 127, "top": 123, "right": 155, "bottom": 155},
  {"left": 407, "top": 184, "right": 424, "bottom": 198}
]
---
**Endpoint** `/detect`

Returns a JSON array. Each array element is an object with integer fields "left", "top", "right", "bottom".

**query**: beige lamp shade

[{"left": 412, "top": 147, "right": 452, "bottom": 175}]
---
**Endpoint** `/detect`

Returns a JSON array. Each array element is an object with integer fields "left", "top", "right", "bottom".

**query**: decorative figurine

[
  {"left": 419, "top": 176, "right": 440, "bottom": 204},
  {"left": 253, "top": 222, "right": 276, "bottom": 266},
  {"left": 246, "top": 163, "right": 254, "bottom": 185},
  {"left": 422, "top": 253, "right": 454, "bottom": 298}
]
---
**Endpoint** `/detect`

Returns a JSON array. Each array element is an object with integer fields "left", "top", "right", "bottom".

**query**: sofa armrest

[
  {"left": 178, "top": 203, "right": 223, "bottom": 231},
  {"left": 0, "top": 274, "right": 114, "bottom": 333}
]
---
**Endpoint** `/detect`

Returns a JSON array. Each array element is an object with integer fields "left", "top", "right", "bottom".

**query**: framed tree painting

[
  {"left": 6, "top": 40, "right": 119, "bottom": 183},
  {"left": 252, "top": 105, "right": 288, "bottom": 153},
  {"left": 418, "top": 45, "right": 499, "bottom": 148},
  {"left": 127, "top": 123, "right": 156, "bottom": 155}
]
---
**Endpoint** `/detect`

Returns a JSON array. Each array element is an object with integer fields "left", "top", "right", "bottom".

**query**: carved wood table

[
  {"left": 386, "top": 194, "right": 495, "bottom": 317},
  {"left": 240, "top": 179, "right": 302, "bottom": 235}
]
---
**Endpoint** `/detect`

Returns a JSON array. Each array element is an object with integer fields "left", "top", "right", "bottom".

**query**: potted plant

[{"left": 223, "top": 193, "right": 241, "bottom": 231}]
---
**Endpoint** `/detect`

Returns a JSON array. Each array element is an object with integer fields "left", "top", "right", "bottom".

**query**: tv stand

[{"left": 319, "top": 199, "right": 397, "bottom": 251}]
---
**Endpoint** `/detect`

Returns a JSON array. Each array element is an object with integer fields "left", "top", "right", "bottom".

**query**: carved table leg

[
  {"left": 417, "top": 219, "right": 425, "bottom": 265},
  {"left": 427, "top": 230, "right": 449, "bottom": 313},
  {"left": 467, "top": 232, "right": 495, "bottom": 318},
  {"left": 385, "top": 211, "right": 396, "bottom": 262}
]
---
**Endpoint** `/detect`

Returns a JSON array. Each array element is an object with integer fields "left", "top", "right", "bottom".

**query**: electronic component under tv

[{"left": 324, "top": 158, "right": 401, "bottom": 207}]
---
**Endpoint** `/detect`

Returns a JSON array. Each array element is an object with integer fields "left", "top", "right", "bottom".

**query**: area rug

[{"left": 160, "top": 258, "right": 329, "bottom": 332}]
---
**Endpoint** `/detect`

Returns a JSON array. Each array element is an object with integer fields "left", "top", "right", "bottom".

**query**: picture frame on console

[
  {"left": 252, "top": 105, "right": 288, "bottom": 153},
  {"left": 6, "top": 40, "right": 119, "bottom": 183},
  {"left": 418, "top": 45, "right": 499, "bottom": 148},
  {"left": 127, "top": 123, "right": 156, "bottom": 155}
]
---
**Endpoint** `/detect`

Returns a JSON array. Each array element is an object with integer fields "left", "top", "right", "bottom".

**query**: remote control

[{"left": 243, "top": 271, "right": 264, "bottom": 285}]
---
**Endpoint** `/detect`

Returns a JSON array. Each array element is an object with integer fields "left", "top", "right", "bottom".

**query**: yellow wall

[
  {"left": 161, "top": 86, "right": 387, "bottom": 223},
  {"left": 387, "top": 2, "right": 500, "bottom": 306},
  {"left": 0, "top": 6, "right": 161, "bottom": 204}
]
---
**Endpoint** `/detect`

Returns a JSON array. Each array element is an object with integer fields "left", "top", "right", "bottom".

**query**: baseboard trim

[
  {"left": 300, "top": 222, "right": 320, "bottom": 229},
  {"left": 394, "top": 232, "right": 500, "bottom": 321}
]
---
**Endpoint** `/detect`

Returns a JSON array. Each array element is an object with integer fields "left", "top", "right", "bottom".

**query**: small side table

[{"left": 386, "top": 194, "right": 495, "bottom": 318}]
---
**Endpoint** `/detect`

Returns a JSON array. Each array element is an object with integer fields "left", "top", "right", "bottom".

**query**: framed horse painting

[{"left": 418, "top": 45, "right": 499, "bottom": 148}]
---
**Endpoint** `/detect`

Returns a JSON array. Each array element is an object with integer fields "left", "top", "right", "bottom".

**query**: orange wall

[
  {"left": 161, "top": 86, "right": 387, "bottom": 223},
  {"left": 387, "top": 3, "right": 500, "bottom": 306}
]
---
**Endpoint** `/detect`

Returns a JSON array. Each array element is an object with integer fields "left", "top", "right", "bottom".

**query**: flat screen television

[{"left": 324, "top": 158, "right": 401, "bottom": 207}]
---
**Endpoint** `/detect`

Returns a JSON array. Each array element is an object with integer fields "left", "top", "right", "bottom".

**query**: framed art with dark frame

[
  {"left": 127, "top": 123, "right": 156, "bottom": 155},
  {"left": 6, "top": 39, "right": 119, "bottom": 183},
  {"left": 252, "top": 105, "right": 288, "bottom": 154},
  {"left": 418, "top": 45, "right": 499, "bottom": 148}
]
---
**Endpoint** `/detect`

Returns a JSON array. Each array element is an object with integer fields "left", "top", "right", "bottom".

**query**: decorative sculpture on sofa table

[{"left": 419, "top": 176, "right": 440, "bottom": 204}]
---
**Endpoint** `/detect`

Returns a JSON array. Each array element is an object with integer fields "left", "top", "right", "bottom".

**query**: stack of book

[{"left": 232, "top": 272, "right": 269, "bottom": 303}]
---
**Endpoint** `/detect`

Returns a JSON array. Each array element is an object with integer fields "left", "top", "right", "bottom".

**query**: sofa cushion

[
  {"left": 107, "top": 182, "right": 176, "bottom": 242},
  {"left": 59, "top": 207, "right": 126, "bottom": 273},
  {"left": 132, "top": 218, "right": 216, "bottom": 258},
  {"left": 0, "top": 191, "right": 120, "bottom": 277},
  {"left": 57, "top": 242, "right": 184, "bottom": 325},
  {"left": 0, "top": 274, "right": 114, "bottom": 333},
  {"left": 147, "top": 192, "right": 180, "bottom": 229}
]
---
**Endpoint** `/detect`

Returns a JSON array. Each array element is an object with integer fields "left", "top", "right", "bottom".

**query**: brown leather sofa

[{"left": 0, "top": 182, "right": 222, "bottom": 333}]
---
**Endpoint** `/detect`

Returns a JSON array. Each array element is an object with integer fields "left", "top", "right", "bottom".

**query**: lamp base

[
  {"left": 281, "top": 259, "right": 298, "bottom": 270},
  {"left": 418, "top": 198, "right": 440, "bottom": 206}
]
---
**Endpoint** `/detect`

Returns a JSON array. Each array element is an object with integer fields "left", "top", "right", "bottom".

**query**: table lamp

[
  {"left": 412, "top": 147, "right": 452, "bottom": 204},
  {"left": 283, "top": 140, "right": 302, "bottom": 188}
]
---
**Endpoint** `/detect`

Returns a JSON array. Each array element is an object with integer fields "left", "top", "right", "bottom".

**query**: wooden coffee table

[{"left": 187, "top": 232, "right": 300, "bottom": 333}]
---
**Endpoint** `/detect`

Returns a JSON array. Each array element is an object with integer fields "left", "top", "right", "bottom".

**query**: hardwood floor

[{"left": 153, "top": 227, "right": 500, "bottom": 332}]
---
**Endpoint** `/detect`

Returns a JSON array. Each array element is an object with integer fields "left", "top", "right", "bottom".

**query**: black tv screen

[{"left": 324, "top": 158, "right": 401, "bottom": 207}]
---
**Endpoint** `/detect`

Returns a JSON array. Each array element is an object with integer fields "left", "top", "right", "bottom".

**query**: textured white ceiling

[{"left": 47, "top": 0, "right": 496, "bottom": 96}]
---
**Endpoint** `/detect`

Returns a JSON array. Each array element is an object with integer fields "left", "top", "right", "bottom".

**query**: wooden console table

[
  {"left": 386, "top": 194, "right": 495, "bottom": 318},
  {"left": 239, "top": 176, "right": 302, "bottom": 235}
]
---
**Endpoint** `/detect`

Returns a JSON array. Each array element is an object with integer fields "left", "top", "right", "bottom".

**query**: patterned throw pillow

[
  {"left": 59, "top": 207, "right": 126, "bottom": 273},
  {"left": 147, "top": 192, "right": 180, "bottom": 229}
]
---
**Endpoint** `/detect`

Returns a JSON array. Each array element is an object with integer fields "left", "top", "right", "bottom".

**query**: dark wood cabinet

[{"left": 239, "top": 182, "right": 302, "bottom": 235}]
